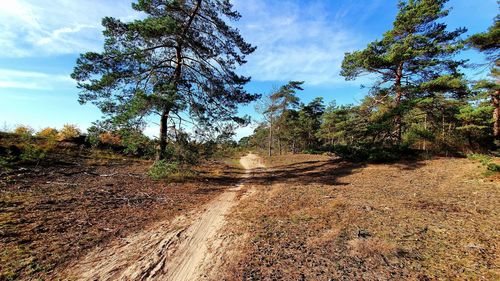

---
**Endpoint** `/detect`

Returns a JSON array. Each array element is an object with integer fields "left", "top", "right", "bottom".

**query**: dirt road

[{"left": 64, "top": 153, "right": 265, "bottom": 281}]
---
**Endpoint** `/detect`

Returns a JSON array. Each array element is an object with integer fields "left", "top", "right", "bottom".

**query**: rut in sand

[{"left": 64, "top": 153, "right": 265, "bottom": 281}]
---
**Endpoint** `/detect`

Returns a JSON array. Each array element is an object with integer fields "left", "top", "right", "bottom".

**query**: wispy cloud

[
  {"left": 0, "top": 68, "right": 74, "bottom": 90},
  {"left": 0, "top": 0, "right": 140, "bottom": 57},
  {"left": 0, "top": 0, "right": 380, "bottom": 86},
  {"left": 233, "top": 0, "right": 382, "bottom": 86}
]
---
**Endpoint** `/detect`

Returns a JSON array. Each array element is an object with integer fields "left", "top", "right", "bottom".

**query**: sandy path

[{"left": 64, "top": 153, "right": 264, "bottom": 281}]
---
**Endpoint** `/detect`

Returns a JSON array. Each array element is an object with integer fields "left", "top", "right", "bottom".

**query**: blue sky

[{"left": 0, "top": 0, "right": 497, "bottom": 139}]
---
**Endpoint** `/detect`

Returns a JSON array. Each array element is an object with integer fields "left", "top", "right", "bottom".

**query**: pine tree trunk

[
  {"left": 268, "top": 118, "right": 273, "bottom": 157},
  {"left": 394, "top": 62, "right": 404, "bottom": 144},
  {"left": 157, "top": 108, "right": 170, "bottom": 160},
  {"left": 156, "top": 0, "right": 201, "bottom": 160},
  {"left": 493, "top": 90, "right": 500, "bottom": 140},
  {"left": 423, "top": 114, "right": 427, "bottom": 151},
  {"left": 278, "top": 137, "right": 282, "bottom": 155},
  {"left": 442, "top": 107, "right": 446, "bottom": 142}
]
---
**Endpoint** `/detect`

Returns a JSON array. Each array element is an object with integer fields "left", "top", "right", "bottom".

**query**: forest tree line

[{"left": 242, "top": 0, "right": 499, "bottom": 160}]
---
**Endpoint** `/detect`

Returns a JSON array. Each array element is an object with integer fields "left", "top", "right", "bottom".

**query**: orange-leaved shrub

[
  {"left": 99, "top": 132, "right": 122, "bottom": 146},
  {"left": 37, "top": 127, "right": 58, "bottom": 140},
  {"left": 14, "top": 125, "right": 34, "bottom": 137},
  {"left": 57, "top": 124, "right": 81, "bottom": 141}
]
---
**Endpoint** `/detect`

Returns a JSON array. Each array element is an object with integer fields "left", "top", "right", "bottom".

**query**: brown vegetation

[
  {"left": 223, "top": 154, "right": 500, "bottom": 280},
  {"left": 0, "top": 134, "right": 242, "bottom": 280}
]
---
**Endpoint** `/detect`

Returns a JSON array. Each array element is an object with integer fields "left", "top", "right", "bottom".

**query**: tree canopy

[
  {"left": 72, "top": 0, "right": 259, "bottom": 159},
  {"left": 469, "top": 12, "right": 500, "bottom": 141},
  {"left": 341, "top": 0, "right": 467, "bottom": 142}
]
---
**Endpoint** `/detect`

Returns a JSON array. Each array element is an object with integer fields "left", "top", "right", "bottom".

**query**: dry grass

[
  {"left": 223, "top": 154, "right": 500, "bottom": 280},
  {"left": 0, "top": 144, "right": 243, "bottom": 280},
  {"left": 348, "top": 238, "right": 395, "bottom": 259}
]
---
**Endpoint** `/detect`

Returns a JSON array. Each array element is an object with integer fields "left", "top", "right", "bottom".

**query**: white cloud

[
  {"left": 0, "top": 68, "right": 74, "bottom": 90},
  {"left": 0, "top": 0, "right": 139, "bottom": 57},
  {"left": 0, "top": 0, "right": 380, "bottom": 86},
  {"left": 233, "top": 0, "right": 376, "bottom": 86}
]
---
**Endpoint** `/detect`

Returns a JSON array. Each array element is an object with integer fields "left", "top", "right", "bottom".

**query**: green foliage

[
  {"left": 248, "top": 88, "right": 495, "bottom": 159},
  {"left": 86, "top": 125, "right": 156, "bottom": 158},
  {"left": 86, "top": 125, "right": 103, "bottom": 148},
  {"left": 341, "top": 0, "right": 467, "bottom": 144},
  {"left": 120, "top": 129, "right": 155, "bottom": 157},
  {"left": 20, "top": 144, "right": 47, "bottom": 162},
  {"left": 331, "top": 144, "right": 415, "bottom": 162},
  {"left": 147, "top": 160, "right": 180, "bottom": 180},
  {"left": 165, "top": 130, "right": 205, "bottom": 165},
  {"left": 267, "top": 81, "right": 303, "bottom": 114},
  {"left": 467, "top": 154, "right": 500, "bottom": 173},
  {"left": 207, "top": 141, "right": 246, "bottom": 160},
  {"left": 468, "top": 8, "right": 499, "bottom": 144},
  {"left": 72, "top": 0, "right": 259, "bottom": 159},
  {"left": 0, "top": 155, "right": 10, "bottom": 170},
  {"left": 468, "top": 13, "right": 500, "bottom": 65},
  {"left": 5, "top": 128, "right": 50, "bottom": 163},
  {"left": 456, "top": 105, "right": 492, "bottom": 133}
]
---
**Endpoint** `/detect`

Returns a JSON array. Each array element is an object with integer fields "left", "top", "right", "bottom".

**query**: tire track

[{"left": 64, "top": 153, "right": 264, "bottom": 281}]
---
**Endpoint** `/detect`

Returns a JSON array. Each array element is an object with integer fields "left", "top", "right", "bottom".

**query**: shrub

[
  {"left": 162, "top": 132, "right": 201, "bottom": 164},
  {"left": 37, "top": 127, "right": 58, "bottom": 139},
  {"left": 119, "top": 130, "right": 155, "bottom": 157},
  {"left": 486, "top": 162, "right": 500, "bottom": 172},
  {"left": 0, "top": 156, "right": 10, "bottom": 169},
  {"left": 467, "top": 154, "right": 500, "bottom": 173},
  {"left": 57, "top": 124, "right": 81, "bottom": 141},
  {"left": 302, "top": 148, "right": 324, "bottom": 155},
  {"left": 0, "top": 146, "right": 22, "bottom": 169},
  {"left": 86, "top": 125, "right": 102, "bottom": 147},
  {"left": 147, "top": 160, "right": 180, "bottom": 180},
  {"left": 332, "top": 144, "right": 416, "bottom": 162},
  {"left": 20, "top": 144, "right": 46, "bottom": 162},
  {"left": 36, "top": 128, "right": 58, "bottom": 152},
  {"left": 99, "top": 132, "right": 122, "bottom": 146},
  {"left": 13, "top": 125, "right": 34, "bottom": 138}
]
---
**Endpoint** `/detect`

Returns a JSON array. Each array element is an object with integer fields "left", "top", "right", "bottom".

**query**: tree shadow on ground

[
  {"left": 244, "top": 158, "right": 364, "bottom": 186},
  {"left": 210, "top": 156, "right": 429, "bottom": 187}
]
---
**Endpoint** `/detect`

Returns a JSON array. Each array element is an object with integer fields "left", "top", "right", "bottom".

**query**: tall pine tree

[
  {"left": 341, "top": 0, "right": 466, "bottom": 144},
  {"left": 469, "top": 13, "right": 500, "bottom": 141},
  {"left": 72, "top": 0, "right": 258, "bottom": 159}
]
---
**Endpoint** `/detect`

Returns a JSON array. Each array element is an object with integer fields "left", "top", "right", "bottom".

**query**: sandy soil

[
  {"left": 223, "top": 155, "right": 500, "bottom": 280},
  {"left": 1, "top": 152, "right": 238, "bottom": 280},
  {"left": 63, "top": 153, "right": 265, "bottom": 281}
]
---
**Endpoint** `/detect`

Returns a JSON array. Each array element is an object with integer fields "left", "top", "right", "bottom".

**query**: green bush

[
  {"left": 147, "top": 160, "right": 180, "bottom": 180},
  {"left": 331, "top": 144, "right": 416, "bottom": 162},
  {"left": 162, "top": 133, "right": 201, "bottom": 165},
  {"left": 86, "top": 126, "right": 156, "bottom": 158},
  {"left": 486, "top": 162, "right": 500, "bottom": 172},
  {"left": 302, "top": 148, "right": 324, "bottom": 155},
  {"left": 467, "top": 153, "right": 500, "bottom": 173},
  {"left": 20, "top": 144, "right": 46, "bottom": 162},
  {"left": 0, "top": 156, "right": 10, "bottom": 169},
  {"left": 120, "top": 130, "right": 155, "bottom": 158}
]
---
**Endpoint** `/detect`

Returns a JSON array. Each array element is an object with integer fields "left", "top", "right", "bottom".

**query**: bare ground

[
  {"left": 222, "top": 154, "right": 500, "bottom": 280},
  {"left": 60, "top": 153, "right": 265, "bottom": 281},
  {"left": 3, "top": 150, "right": 499, "bottom": 280},
  {"left": 0, "top": 147, "right": 243, "bottom": 280}
]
